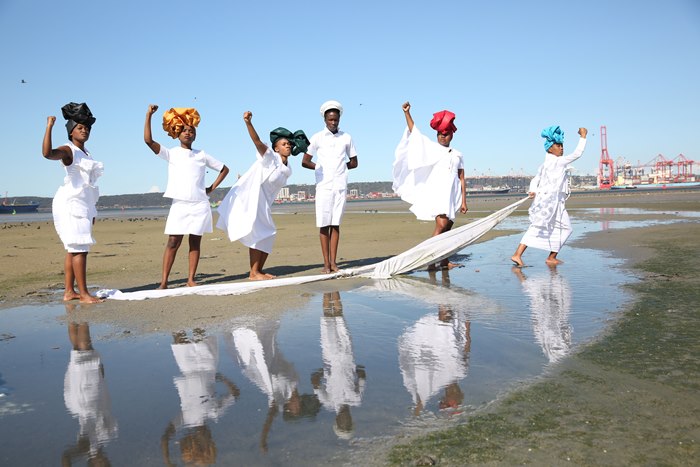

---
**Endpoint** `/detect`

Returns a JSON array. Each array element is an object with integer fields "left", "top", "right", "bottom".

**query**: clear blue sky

[{"left": 2, "top": 0, "right": 699, "bottom": 197}]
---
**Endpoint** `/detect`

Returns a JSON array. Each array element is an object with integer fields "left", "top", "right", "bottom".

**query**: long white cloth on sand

[{"left": 99, "top": 197, "right": 528, "bottom": 300}]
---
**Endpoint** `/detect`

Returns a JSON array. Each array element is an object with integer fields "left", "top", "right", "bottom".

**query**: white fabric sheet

[{"left": 99, "top": 197, "right": 528, "bottom": 300}]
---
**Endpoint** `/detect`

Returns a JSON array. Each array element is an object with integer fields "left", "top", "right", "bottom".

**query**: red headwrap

[{"left": 430, "top": 110, "right": 457, "bottom": 135}]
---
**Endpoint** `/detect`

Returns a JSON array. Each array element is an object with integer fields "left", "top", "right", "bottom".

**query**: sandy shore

[{"left": 1, "top": 190, "right": 699, "bottom": 331}]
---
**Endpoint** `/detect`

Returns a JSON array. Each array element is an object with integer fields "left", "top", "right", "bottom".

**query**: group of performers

[{"left": 43, "top": 100, "right": 587, "bottom": 303}]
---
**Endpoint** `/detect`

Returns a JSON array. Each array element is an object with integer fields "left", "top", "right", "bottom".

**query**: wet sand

[
  {"left": 2, "top": 189, "right": 699, "bottom": 464},
  {"left": 384, "top": 192, "right": 700, "bottom": 465}
]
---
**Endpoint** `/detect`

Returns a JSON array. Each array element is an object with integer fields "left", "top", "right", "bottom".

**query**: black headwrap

[
  {"left": 269, "top": 127, "right": 310, "bottom": 156},
  {"left": 61, "top": 102, "right": 96, "bottom": 138}
]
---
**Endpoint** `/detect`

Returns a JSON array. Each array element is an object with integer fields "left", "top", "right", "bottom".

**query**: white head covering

[{"left": 320, "top": 100, "right": 343, "bottom": 117}]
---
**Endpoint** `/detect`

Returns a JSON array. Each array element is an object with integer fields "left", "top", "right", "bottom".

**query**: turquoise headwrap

[
  {"left": 270, "top": 127, "right": 310, "bottom": 156},
  {"left": 541, "top": 125, "right": 564, "bottom": 152}
]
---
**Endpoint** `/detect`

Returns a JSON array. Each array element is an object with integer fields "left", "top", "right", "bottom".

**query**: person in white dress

[
  {"left": 217, "top": 111, "right": 308, "bottom": 280},
  {"left": 42, "top": 102, "right": 104, "bottom": 303},
  {"left": 511, "top": 126, "right": 587, "bottom": 266},
  {"left": 393, "top": 102, "right": 468, "bottom": 269},
  {"left": 302, "top": 100, "right": 359, "bottom": 273},
  {"left": 144, "top": 105, "right": 230, "bottom": 288}
]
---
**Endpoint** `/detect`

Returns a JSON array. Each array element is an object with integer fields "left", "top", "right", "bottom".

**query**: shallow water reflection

[{"left": 0, "top": 218, "right": 637, "bottom": 465}]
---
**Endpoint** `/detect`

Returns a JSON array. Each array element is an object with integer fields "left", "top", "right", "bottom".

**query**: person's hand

[
  {"left": 402, "top": 102, "right": 411, "bottom": 113},
  {"left": 206, "top": 185, "right": 213, "bottom": 195},
  {"left": 578, "top": 127, "right": 588, "bottom": 138},
  {"left": 528, "top": 192, "right": 536, "bottom": 199},
  {"left": 460, "top": 203, "right": 468, "bottom": 214},
  {"left": 47, "top": 116, "right": 56, "bottom": 127},
  {"left": 243, "top": 111, "right": 252, "bottom": 123},
  {"left": 147, "top": 104, "right": 159, "bottom": 115}
]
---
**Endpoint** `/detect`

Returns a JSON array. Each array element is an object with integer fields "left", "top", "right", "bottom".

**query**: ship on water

[{"left": 1, "top": 193, "right": 39, "bottom": 214}]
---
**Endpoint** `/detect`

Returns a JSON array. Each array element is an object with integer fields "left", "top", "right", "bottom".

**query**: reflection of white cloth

[
  {"left": 520, "top": 138, "right": 586, "bottom": 252},
  {"left": 315, "top": 316, "right": 364, "bottom": 412},
  {"left": 216, "top": 147, "right": 291, "bottom": 253},
  {"left": 521, "top": 270, "right": 572, "bottom": 363},
  {"left": 231, "top": 323, "right": 297, "bottom": 406},
  {"left": 171, "top": 336, "right": 235, "bottom": 427},
  {"left": 63, "top": 350, "right": 118, "bottom": 454},
  {"left": 164, "top": 199, "right": 213, "bottom": 235},
  {"left": 52, "top": 142, "right": 103, "bottom": 251},
  {"left": 392, "top": 126, "right": 464, "bottom": 221},
  {"left": 398, "top": 310, "right": 469, "bottom": 406}
]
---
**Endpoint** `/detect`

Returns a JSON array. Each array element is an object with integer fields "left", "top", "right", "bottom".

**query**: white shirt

[
  {"left": 308, "top": 128, "right": 357, "bottom": 190},
  {"left": 158, "top": 146, "right": 225, "bottom": 201}
]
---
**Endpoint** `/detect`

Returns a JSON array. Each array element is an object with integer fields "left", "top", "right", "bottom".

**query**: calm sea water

[{"left": 0, "top": 213, "right": 677, "bottom": 466}]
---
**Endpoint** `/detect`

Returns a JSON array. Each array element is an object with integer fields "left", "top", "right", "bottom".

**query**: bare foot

[
  {"left": 442, "top": 262, "right": 461, "bottom": 270},
  {"left": 79, "top": 294, "right": 104, "bottom": 304},
  {"left": 249, "top": 271, "right": 272, "bottom": 281},
  {"left": 63, "top": 291, "right": 81, "bottom": 301},
  {"left": 511, "top": 255, "right": 524, "bottom": 267},
  {"left": 158, "top": 282, "right": 168, "bottom": 290},
  {"left": 187, "top": 280, "right": 198, "bottom": 287},
  {"left": 322, "top": 267, "right": 332, "bottom": 274},
  {"left": 264, "top": 273, "right": 276, "bottom": 279},
  {"left": 545, "top": 258, "right": 563, "bottom": 265},
  {"left": 330, "top": 264, "right": 340, "bottom": 272}
]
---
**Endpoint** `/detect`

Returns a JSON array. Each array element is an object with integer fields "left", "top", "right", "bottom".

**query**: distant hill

[{"left": 12, "top": 176, "right": 599, "bottom": 210}]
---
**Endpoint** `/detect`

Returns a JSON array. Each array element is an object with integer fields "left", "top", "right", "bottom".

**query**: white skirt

[
  {"left": 52, "top": 191, "right": 95, "bottom": 252},
  {"left": 315, "top": 188, "right": 346, "bottom": 227},
  {"left": 520, "top": 209, "right": 572, "bottom": 253},
  {"left": 165, "top": 199, "right": 213, "bottom": 236}
]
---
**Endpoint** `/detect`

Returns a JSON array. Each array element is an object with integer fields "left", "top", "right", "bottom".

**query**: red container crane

[{"left": 598, "top": 126, "right": 615, "bottom": 189}]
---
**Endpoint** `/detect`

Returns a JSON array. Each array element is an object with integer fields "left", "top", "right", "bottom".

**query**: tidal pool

[{"left": 0, "top": 218, "right": 636, "bottom": 466}]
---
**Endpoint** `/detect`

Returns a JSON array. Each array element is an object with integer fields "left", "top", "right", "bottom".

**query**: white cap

[{"left": 320, "top": 100, "right": 343, "bottom": 117}]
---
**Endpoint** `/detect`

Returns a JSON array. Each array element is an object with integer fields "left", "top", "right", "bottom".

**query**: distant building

[
  {"left": 297, "top": 190, "right": 306, "bottom": 201},
  {"left": 349, "top": 189, "right": 359, "bottom": 198},
  {"left": 277, "top": 187, "right": 290, "bottom": 201}
]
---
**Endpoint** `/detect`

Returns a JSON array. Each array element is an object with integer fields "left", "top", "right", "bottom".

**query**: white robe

[
  {"left": 217, "top": 147, "right": 291, "bottom": 253},
  {"left": 52, "top": 142, "right": 103, "bottom": 252},
  {"left": 520, "top": 138, "right": 587, "bottom": 252},
  {"left": 393, "top": 126, "right": 464, "bottom": 221}
]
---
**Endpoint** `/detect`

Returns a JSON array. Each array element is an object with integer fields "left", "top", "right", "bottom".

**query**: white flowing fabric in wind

[{"left": 98, "top": 197, "right": 529, "bottom": 300}]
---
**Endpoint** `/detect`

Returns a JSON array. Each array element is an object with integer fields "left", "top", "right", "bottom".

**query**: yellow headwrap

[{"left": 162, "top": 108, "right": 201, "bottom": 139}]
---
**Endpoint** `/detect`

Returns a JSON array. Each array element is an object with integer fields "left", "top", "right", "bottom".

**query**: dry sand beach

[{"left": 1, "top": 189, "right": 699, "bottom": 464}]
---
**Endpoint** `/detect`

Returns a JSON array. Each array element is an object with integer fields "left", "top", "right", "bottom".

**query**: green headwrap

[{"left": 270, "top": 127, "right": 310, "bottom": 156}]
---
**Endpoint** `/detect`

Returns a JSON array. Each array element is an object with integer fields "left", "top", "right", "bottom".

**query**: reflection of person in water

[
  {"left": 230, "top": 320, "right": 320, "bottom": 453},
  {"left": 62, "top": 319, "right": 118, "bottom": 466},
  {"left": 312, "top": 291, "right": 366, "bottom": 439},
  {"left": 161, "top": 329, "right": 239, "bottom": 466},
  {"left": 398, "top": 270, "right": 471, "bottom": 415},
  {"left": 512, "top": 266, "right": 572, "bottom": 363}
]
